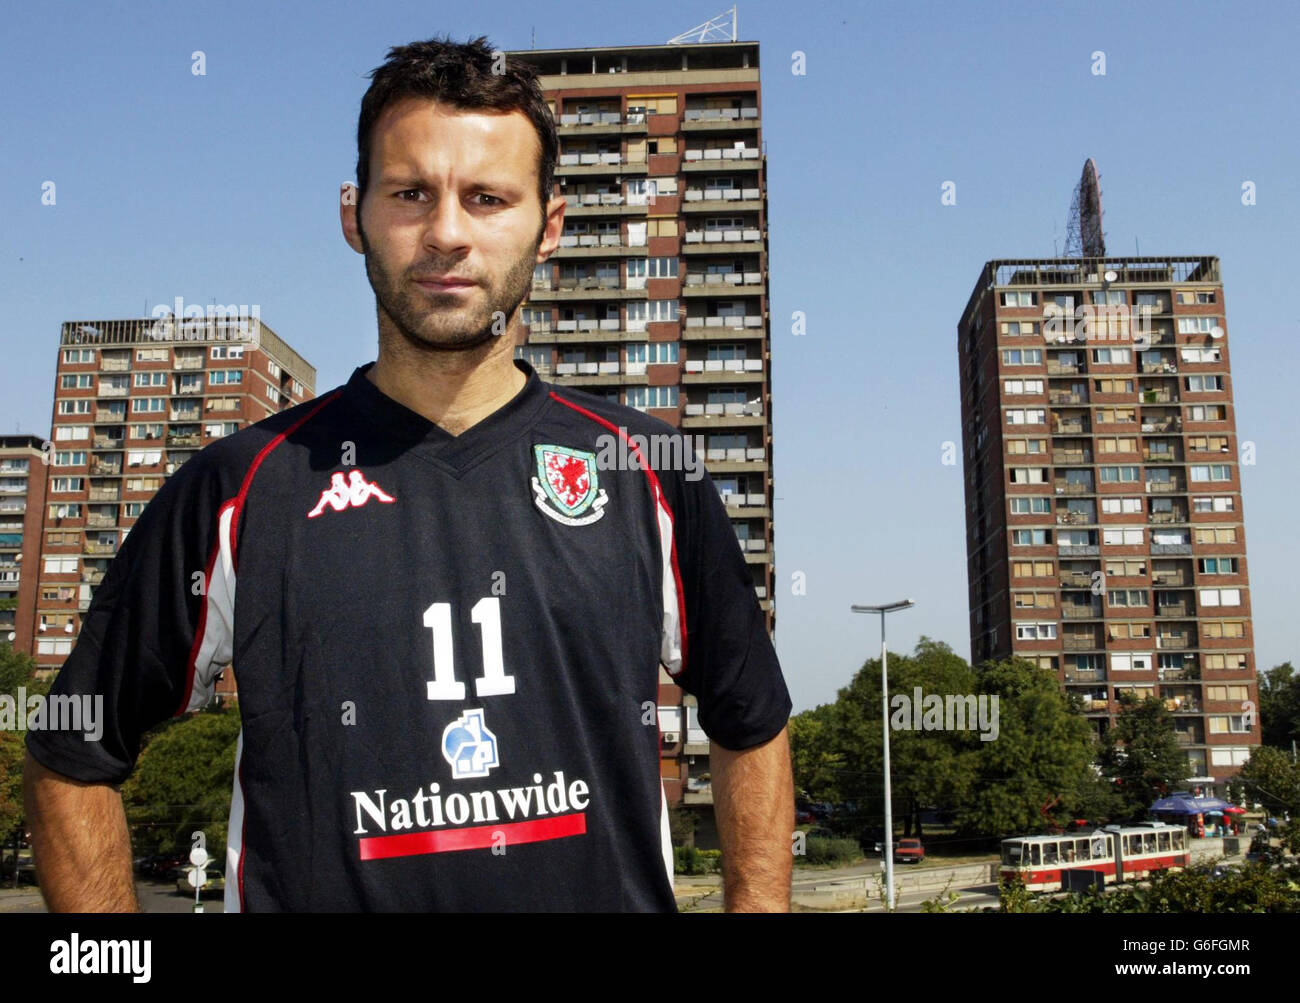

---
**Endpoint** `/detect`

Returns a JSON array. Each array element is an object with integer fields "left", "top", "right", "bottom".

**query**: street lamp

[{"left": 851, "top": 598, "right": 916, "bottom": 911}]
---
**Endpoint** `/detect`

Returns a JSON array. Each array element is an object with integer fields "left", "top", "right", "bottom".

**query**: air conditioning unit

[{"left": 662, "top": 732, "right": 680, "bottom": 744}]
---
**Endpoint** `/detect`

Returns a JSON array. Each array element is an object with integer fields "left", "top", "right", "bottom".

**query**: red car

[{"left": 893, "top": 838, "right": 925, "bottom": 864}]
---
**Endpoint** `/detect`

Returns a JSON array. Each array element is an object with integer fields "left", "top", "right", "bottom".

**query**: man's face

[{"left": 344, "top": 97, "right": 561, "bottom": 352}]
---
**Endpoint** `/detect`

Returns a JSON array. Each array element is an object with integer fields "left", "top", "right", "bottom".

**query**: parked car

[{"left": 893, "top": 838, "right": 925, "bottom": 864}]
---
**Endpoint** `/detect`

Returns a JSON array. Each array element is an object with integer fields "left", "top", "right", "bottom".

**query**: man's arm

[
  {"left": 23, "top": 751, "right": 139, "bottom": 912},
  {"left": 710, "top": 725, "right": 793, "bottom": 913}
]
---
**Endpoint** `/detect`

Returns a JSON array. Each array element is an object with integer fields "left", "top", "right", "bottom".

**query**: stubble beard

[{"left": 357, "top": 214, "right": 539, "bottom": 355}]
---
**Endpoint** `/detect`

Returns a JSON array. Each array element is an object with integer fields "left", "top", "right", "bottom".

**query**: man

[{"left": 24, "top": 34, "right": 793, "bottom": 912}]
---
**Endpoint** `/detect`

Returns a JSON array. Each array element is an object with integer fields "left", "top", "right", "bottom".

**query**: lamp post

[{"left": 851, "top": 598, "right": 915, "bottom": 911}]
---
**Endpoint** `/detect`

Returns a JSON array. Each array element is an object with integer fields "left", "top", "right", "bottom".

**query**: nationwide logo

[
  {"left": 350, "top": 769, "right": 591, "bottom": 861},
  {"left": 307, "top": 469, "right": 396, "bottom": 518},
  {"left": 531, "top": 444, "right": 608, "bottom": 526},
  {"left": 441, "top": 709, "right": 499, "bottom": 779}
]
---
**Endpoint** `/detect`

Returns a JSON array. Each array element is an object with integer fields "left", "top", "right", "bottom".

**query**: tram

[{"left": 999, "top": 821, "right": 1189, "bottom": 891}]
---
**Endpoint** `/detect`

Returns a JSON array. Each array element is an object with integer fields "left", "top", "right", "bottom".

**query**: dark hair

[{"left": 355, "top": 35, "right": 557, "bottom": 228}]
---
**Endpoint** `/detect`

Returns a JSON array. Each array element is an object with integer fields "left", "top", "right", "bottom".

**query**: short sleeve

[
  {"left": 25, "top": 449, "right": 236, "bottom": 784},
  {"left": 662, "top": 438, "right": 792, "bottom": 751}
]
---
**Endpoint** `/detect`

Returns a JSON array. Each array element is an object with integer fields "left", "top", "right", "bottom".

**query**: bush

[
  {"left": 674, "top": 845, "right": 722, "bottom": 875},
  {"left": 801, "top": 836, "right": 861, "bottom": 866}
]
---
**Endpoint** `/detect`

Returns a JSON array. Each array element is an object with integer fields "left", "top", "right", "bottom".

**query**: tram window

[
  {"left": 1143, "top": 834, "right": 1155, "bottom": 853},
  {"left": 1158, "top": 832, "right": 1169, "bottom": 851},
  {"left": 1076, "top": 839, "right": 1090, "bottom": 861},
  {"left": 1044, "top": 843, "right": 1058, "bottom": 864},
  {"left": 1092, "top": 837, "right": 1106, "bottom": 857},
  {"left": 1030, "top": 844, "right": 1041, "bottom": 866},
  {"left": 1172, "top": 831, "right": 1184, "bottom": 851},
  {"left": 1003, "top": 845, "right": 1022, "bottom": 866}
]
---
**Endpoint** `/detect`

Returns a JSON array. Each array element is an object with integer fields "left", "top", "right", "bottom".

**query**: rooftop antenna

[
  {"left": 1064, "top": 158, "right": 1106, "bottom": 257},
  {"left": 668, "top": 5, "right": 738, "bottom": 43}
]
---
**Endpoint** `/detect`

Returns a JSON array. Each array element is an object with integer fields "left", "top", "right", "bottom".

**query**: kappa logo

[
  {"left": 307, "top": 469, "right": 395, "bottom": 519},
  {"left": 531, "top": 444, "right": 608, "bottom": 526},
  {"left": 441, "top": 709, "right": 500, "bottom": 780}
]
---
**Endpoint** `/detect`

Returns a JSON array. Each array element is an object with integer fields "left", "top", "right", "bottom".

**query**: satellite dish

[
  {"left": 5, "top": 632, "right": 14, "bottom": 643},
  {"left": 1104, "top": 270, "right": 1118, "bottom": 282},
  {"left": 1210, "top": 326, "right": 1224, "bottom": 339}
]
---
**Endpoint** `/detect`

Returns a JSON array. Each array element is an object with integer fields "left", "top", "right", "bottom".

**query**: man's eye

[
  {"left": 474, "top": 194, "right": 502, "bottom": 206},
  {"left": 395, "top": 190, "right": 424, "bottom": 201}
]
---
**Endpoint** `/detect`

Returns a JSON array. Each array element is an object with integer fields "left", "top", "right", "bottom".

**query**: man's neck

[{"left": 365, "top": 333, "right": 527, "bottom": 437}]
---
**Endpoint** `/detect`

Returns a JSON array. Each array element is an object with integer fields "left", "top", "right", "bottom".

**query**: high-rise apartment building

[
  {"left": 508, "top": 40, "right": 772, "bottom": 837},
  {"left": 0, "top": 434, "right": 50, "bottom": 655},
  {"left": 958, "top": 255, "right": 1259, "bottom": 786},
  {"left": 35, "top": 315, "right": 316, "bottom": 681}
]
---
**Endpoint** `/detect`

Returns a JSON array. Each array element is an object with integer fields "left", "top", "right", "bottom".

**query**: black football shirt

[{"left": 26, "top": 358, "right": 792, "bottom": 912}]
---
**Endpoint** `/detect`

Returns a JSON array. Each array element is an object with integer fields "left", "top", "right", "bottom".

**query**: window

[
  {"left": 1003, "top": 379, "right": 1044, "bottom": 394},
  {"left": 1180, "top": 347, "right": 1221, "bottom": 363},
  {"left": 268, "top": 360, "right": 282, "bottom": 378},
  {"left": 1199, "top": 557, "right": 1238, "bottom": 575},
  {"left": 1199, "top": 588, "right": 1242, "bottom": 607},
  {"left": 1015, "top": 622, "right": 1057, "bottom": 640},
  {"left": 210, "top": 370, "right": 243, "bottom": 385},
  {"left": 1096, "top": 407, "right": 1136, "bottom": 424},
  {"left": 50, "top": 477, "right": 83, "bottom": 492},
  {"left": 53, "top": 451, "right": 87, "bottom": 466},
  {"left": 47, "top": 503, "right": 81, "bottom": 519},
  {"left": 126, "top": 450, "right": 162, "bottom": 466},
  {"left": 1205, "top": 685, "right": 1249, "bottom": 702},
  {"left": 1001, "top": 291, "right": 1036, "bottom": 307},
  {"left": 1099, "top": 465, "right": 1141, "bottom": 483},
  {"left": 133, "top": 372, "right": 167, "bottom": 387},
  {"left": 43, "top": 556, "right": 79, "bottom": 574},
  {"left": 62, "top": 349, "right": 94, "bottom": 364},
  {"left": 646, "top": 257, "right": 678, "bottom": 278},
  {"left": 1007, "top": 439, "right": 1046, "bottom": 454},
  {"left": 1102, "top": 528, "right": 1144, "bottom": 546},
  {"left": 1204, "top": 653, "right": 1248, "bottom": 671},
  {"left": 1013, "top": 593, "right": 1054, "bottom": 609},
  {"left": 647, "top": 342, "right": 678, "bottom": 364},
  {"left": 1190, "top": 464, "right": 1232, "bottom": 482},
  {"left": 1092, "top": 348, "right": 1132, "bottom": 364},
  {"left": 60, "top": 374, "right": 93, "bottom": 389},
  {"left": 645, "top": 300, "right": 678, "bottom": 322},
  {"left": 1094, "top": 378, "right": 1134, "bottom": 393},
  {"left": 1100, "top": 497, "right": 1143, "bottom": 514},
  {"left": 1001, "top": 349, "right": 1042, "bottom": 365},
  {"left": 57, "top": 400, "right": 92, "bottom": 415},
  {"left": 1011, "top": 529, "right": 1050, "bottom": 545},
  {"left": 1192, "top": 496, "right": 1234, "bottom": 513},
  {"left": 131, "top": 423, "right": 165, "bottom": 439},
  {"left": 1177, "top": 316, "right": 1217, "bottom": 334},
  {"left": 1187, "top": 404, "right": 1226, "bottom": 422},
  {"left": 1006, "top": 409, "right": 1046, "bottom": 425},
  {"left": 53, "top": 425, "right": 89, "bottom": 441},
  {"left": 1010, "top": 497, "right": 1051, "bottom": 514},
  {"left": 1186, "top": 374, "right": 1222, "bottom": 392},
  {"left": 1009, "top": 468, "right": 1048, "bottom": 484},
  {"left": 123, "top": 502, "right": 145, "bottom": 518},
  {"left": 626, "top": 386, "right": 678, "bottom": 410},
  {"left": 1194, "top": 527, "right": 1237, "bottom": 544},
  {"left": 211, "top": 345, "right": 245, "bottom": 359},
  {"left": 1000, "top": 321, "right": 1040, "bottom": 335},
  {"left": 37, "top": 639, "right": 74, "bottom": 656},
  {"left": 1012, "top": 560, "right": 1054, "bottom": 578},
  {"left": 1107, "top": 622, "right": 1151, "bottom": 640},
  {"left": 1107, "top": 589, "right": 1148, "bottom": 607},
  {"left": 132, "top": 397, "right": 165, "bottom": 413},
  {"left": 1091, "top": 290, "right": 1126, "bottom": 306},
  {"left": 1105, "top": 559, "right": 1147, "bottom": 576},
  {"left": 1097, "top": 438, "right": 1137, "bottom": 454},
  {"left": 1110, "top": 653, "right": 1151, "bottom": 672},
  {"left": 135, "top": 347, "right": 168, "bottom": 362}
]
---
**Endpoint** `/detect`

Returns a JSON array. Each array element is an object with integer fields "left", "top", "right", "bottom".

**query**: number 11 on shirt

[{"left": 423, "top": 596, "right": 516, "bottom": 700}]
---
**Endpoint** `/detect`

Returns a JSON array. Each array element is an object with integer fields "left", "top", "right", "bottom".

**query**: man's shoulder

[
  {"left": 542, "top": 381, "right": 683, "bottom": 442},
  {"left": 171, "top": 388, "right": 349, "bottom": 488}
]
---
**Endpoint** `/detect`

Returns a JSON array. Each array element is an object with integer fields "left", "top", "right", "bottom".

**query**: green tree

[
  {"left": 121, "top": 705, "right": 241, "bottom": 861},
  {"left": 787, "top": 703, "right": 842, "bottom": 804},
  {"left": 1228, "top": 745, "right": 1300, "bottom": 817},
  {"left": 0, "top": 642, "right": 47, "bottom": 846},
  {"left": 1098, "top": 691, "right": 1188, "bottom": 820},
  {"left": 1259, "top": 661, "right": 1300, "bottom": 751},
  {"left": 824, "top": 637, "right": 979, "bottom": 838},
  {"left": 954, "top": 656, "right": 1104, "bottom": 836}
]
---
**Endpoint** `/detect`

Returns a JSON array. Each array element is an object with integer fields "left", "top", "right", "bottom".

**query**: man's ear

[
  {"left": 341, "top": 183, "right": 365, "bottom": 254},
  {"left": 535, "top": 194, "right": 567, "bottom": 263}
]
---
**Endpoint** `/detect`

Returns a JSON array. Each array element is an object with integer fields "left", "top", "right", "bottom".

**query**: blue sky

[{"left": 2, "top": 0, "right": 1296, "bottom": 712}]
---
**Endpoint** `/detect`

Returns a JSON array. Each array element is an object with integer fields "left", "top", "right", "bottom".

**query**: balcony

[
  {"left": 82, "top": 569, "right": 106, "bottom": 585},
  {"left": 1156, "top": 635, "right": 1193, "bottom": 650},
  {"left": 684, "top": 315, "right": 765, "bottom": 329},
  {"left": 85, "top": 514, "right": 117, "bottom": 529},
  {"left": 1064, "top": 668, "right": 1106, "bottom": 683},
  {"left": 99, "top": 357, "right": 130, "bottom": 372},
  {"left": 1060, "top": 573, "right": 1094, "bottom": 588},
  {"left": 1141, "top": 418, "right": 1181, "bottom": 433},
  {"left": 89, "top": 460, "right": 121, "bottom": 476},
  {"left": 83, "top": 541, "right": 116, "bottom": 556},
  {"left": 1152, "top": 573, "right": 1188, "bottom": 587},
  {"left": 1163, "top": 697, "right": 1201, "bottom": 713},
  {"left": 1054, "top": 481, "right": 1093, "bottom": 495},
  {"left": 1046, "top": 362, "right": 1080, "bottom": 375},
  {"left": 1049, "top": 391, "right": 1087, "bottom": 405},
  {"left": 94, "top": 410, "right": 126, "bottom": 423},
  {"left": 166, "top": 433, "right": 201, "bottom": 448},
  {"left": 173, "top": 383, "right": 203, "bottom": 396},
  {"left": 87, "top": 488, "right": 119, "bottom": 502},
  {"left": 98, "top": 385, "right": 129, "bottom": 398},
  {"left": 1052, "top": 422, "right": 1089, "bottom": 435},
  {"left": 1056, "top": 511, "right": 1093, "bottom": 525},
  {"left": 1146, "top": 481, "right": 1184, "bottom": 494},
  {"left": 174, "top": 356, "right": 204, "bottom": 370},
  {"left": 1141, "top": 390, "right": 1175, "bottom": 404},
  {"left": 1149, "top": 510, "right": 1187, "bottom": 524},
  {"left": 1151, "top": 543, "right": 1192, "bottom": 556},
  {"left": 1052, "top": 450, "right": 1091, "bottom": 465},
  {"left": 1157, "top": 603, "right": 1190, "bottom": 617},
  {"left": 1158, "top": 665, "right": 1200, "bottom": 682},
  {"left": 1062, "top": 605, "right": 1102, "bottom": 619},
  {"left": 1063, "top": 637, "right": 1101, "bottom": 651}
]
